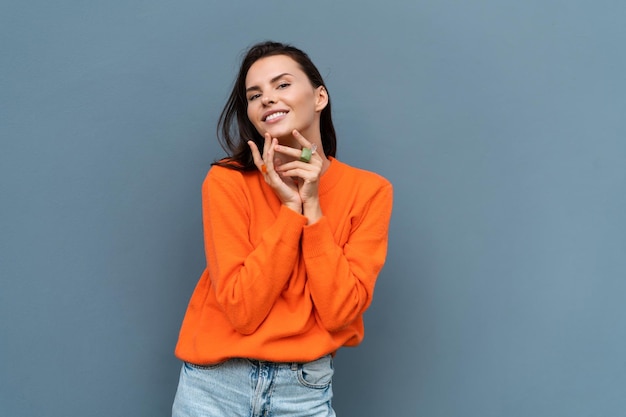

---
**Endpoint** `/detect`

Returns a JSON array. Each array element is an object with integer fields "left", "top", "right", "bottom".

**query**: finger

[
  {"left": 291, "top": 129, "right": 312, "bottom": 148},
  {"left": 273, "top": 143, "right": 322, "bottom": 164},
  {"left": 289, "top": 130, "right": 321, "bottom": 163},
  {"left": 274, "top": 158, "right": 293, "bottom": 180},
  {"left": 277, "top": 166, "right": 319, "bottom": 182},
  {"left": 273, "top": 143, "right": 302, "bottom": 159},
  {"left": 264, "top": 133, "right": 283, "bottom": 175},
  {"left": 273, "top": 157, "right": 284, "bottom": 172},
  {"left": 265, "top": 137, "right": 278, "bottom": 171},
  {"left": 276, "top": 158, "right": 320, "bottom": 172},
  {"left": 263, "top": 132, "right": 273, "bottom": 160}
]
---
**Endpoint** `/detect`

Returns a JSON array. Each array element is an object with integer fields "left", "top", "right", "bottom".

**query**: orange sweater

[{"left": 175, "top": 157, "right": 393, "bottom": 364}]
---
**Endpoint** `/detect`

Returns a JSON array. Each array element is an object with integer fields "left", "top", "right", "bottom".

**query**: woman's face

[{"left": 245, "top": 54, "right": 327, "bottom": 144}]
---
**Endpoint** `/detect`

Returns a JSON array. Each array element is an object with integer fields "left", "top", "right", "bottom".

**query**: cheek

[
  {"left": 246, "top": 105, "right": 265, "bottom": 135},
  {"left": 300, "top": 91, "right": 318, "bottom": 113},
  {"left": 246, "top": 105, "right": 256, "bottom": 124}
]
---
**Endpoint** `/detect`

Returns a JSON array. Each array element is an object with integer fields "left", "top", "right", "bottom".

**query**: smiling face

[{"left": 245, "top": 54, "right": 328, "bottom": 145}]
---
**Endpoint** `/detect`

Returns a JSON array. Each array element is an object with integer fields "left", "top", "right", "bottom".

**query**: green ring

[{"left": 299, "top": 147, "right": 312, "bottom": 163}]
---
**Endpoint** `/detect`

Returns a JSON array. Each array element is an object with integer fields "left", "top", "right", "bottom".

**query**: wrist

[
  {"left": 284, "top": 202, "right": 303, "bottom": 214},
  {"left": 303, "top": 199, "right": 322, "bottom": 225}
]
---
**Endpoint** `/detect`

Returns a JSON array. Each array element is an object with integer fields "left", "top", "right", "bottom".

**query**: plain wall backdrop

[{"left": 1, "top": 1, "right": 625, "bottom": 416}]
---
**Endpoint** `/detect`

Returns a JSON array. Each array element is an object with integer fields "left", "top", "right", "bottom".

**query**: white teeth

[{"left": 265, "top": 112, "right": 286, "bottom": 121}]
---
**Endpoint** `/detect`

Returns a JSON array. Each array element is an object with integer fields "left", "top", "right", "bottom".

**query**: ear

[{"left": 314, "top": 86, "right": 329, "bottom": 112}]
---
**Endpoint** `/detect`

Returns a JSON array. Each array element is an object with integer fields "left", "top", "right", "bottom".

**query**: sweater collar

[{"left": 318, "top": 157, "right": 342, "bottom": 195}]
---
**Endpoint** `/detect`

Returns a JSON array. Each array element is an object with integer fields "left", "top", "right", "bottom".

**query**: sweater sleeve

[
  {"left": 302, "top": 181, "right": 393, "bottom": 332},
  {"left": 203, "top": 168, "right": 307, "bottom": 335}
]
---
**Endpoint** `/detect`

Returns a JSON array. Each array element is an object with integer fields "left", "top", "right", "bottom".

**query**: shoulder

[
  {"left": 332, "top": 158, "right": 392, "bottom": 193},
  {"left": 207, "top": 163, "right": 241, "bottom": 179},
  {"left": 206, "top": 161, "right": 255, "bottom": 182},
  {"left": 203, "top": 163, "right": 258, "bottom": 194}
]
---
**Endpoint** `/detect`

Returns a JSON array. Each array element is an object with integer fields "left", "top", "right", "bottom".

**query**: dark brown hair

[{"left": 213, "top": 41, "right": 337, "bottom": 171}]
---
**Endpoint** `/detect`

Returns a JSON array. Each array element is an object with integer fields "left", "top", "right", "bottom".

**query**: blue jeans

[{"left": 172, "top": 355, "right": 336, "bottom": 417}]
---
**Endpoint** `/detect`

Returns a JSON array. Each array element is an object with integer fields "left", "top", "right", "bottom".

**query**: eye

[
  {"left": 248, "top": 93, "right": 261, "bottom": 102},
  {"left": 277, "top": 83, "right": 290, "bottom": 89}
]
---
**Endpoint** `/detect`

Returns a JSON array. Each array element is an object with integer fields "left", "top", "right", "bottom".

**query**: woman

[{"left": 172, "top": 41, "right": 393, "bottom": 416}]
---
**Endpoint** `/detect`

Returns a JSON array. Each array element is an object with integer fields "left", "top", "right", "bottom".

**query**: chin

[{"left": 266, "top": 126, "right": 294, "bottom": 140}]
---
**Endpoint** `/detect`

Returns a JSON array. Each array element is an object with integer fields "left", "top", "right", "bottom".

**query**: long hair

[{"left": 213, "top": 41, "right": 337, "bottom": 171}]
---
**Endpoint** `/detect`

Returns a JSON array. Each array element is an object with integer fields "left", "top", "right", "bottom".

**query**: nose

[{"left": 261, "top": 95, "right": 276, "bottom": 105}]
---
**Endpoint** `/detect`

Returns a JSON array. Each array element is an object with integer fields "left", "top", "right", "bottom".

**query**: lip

[{"left": 262, "top": 109, "right": 289, "bottom": 122}]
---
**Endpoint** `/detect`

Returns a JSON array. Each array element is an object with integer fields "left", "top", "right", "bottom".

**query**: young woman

[{"left": 172, "top": 41, "right": 393, "bottom": 417}]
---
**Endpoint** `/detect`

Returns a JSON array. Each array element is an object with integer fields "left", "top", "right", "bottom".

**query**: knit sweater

[{"left": 174, "top": 157, "right": 393, "bottom": 364}]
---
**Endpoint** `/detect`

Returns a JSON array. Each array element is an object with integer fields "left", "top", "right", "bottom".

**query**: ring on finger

[{"left": 300, "top": 147, "right": 313, "bottom": 163}]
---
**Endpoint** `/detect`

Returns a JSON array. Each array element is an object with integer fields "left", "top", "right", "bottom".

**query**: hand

[
  {"left": 272, "top": 130, "right": 324, "bottom": 224},
  {"left": 272, "top": 130, "right": 323, "bottom": 204},
  {"left": 248, "top": 133, "right": 302, "bottom": 213}
]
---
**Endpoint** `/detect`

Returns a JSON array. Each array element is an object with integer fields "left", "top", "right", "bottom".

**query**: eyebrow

[{"left": 245, "top": 73, "right": 293, "bottom": 93}]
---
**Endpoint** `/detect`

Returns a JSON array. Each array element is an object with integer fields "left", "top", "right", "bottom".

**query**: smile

[{"left": 264, "top": 111, "right": 288, "bottom": 122}]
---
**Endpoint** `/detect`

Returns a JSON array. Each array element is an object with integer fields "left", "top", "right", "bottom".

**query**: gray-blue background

[{"left": 2, "top": 1, "right": 625, "bottom": 416}]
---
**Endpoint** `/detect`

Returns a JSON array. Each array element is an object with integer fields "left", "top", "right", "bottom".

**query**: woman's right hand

[{"left": 248, "top": 133, "right": 303, "bottom": 213}]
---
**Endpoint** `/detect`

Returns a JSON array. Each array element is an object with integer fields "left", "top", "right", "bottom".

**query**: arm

[
  {"left": 302, "top": 182, "right": 393, "bottom": 332},
  {"left": 203, "top": 168, "right": 307, "bottom": 334}
]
